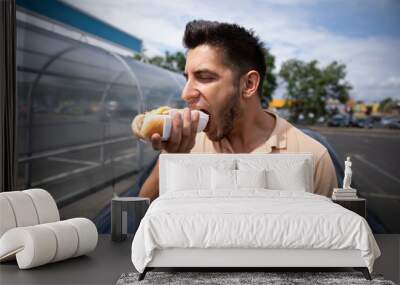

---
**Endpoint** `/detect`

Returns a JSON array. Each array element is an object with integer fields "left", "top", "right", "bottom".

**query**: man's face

[{"left": 182, "top": 44, "right": 242, "bottom": 141}]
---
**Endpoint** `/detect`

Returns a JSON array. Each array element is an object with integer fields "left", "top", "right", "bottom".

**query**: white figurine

[{"left": 342, "top": 156, "right": 353, "bottom": 189}]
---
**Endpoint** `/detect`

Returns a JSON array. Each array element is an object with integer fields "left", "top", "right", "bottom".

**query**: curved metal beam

[
  {"left": 25, "top": 46, "right": 79, "bottom": 187},
  {"left": 108, "top": 52, "right": 145, "bottom": 113},
  {"left": 107, "top": 52, "right": 147, "bottom": 169}
]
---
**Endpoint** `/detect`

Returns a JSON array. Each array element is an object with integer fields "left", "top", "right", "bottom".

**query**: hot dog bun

[{"left": 131, "top": 106, "right": 173, "bottom": 140}]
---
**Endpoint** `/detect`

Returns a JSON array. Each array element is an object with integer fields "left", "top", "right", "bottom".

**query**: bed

[{"left": 131, "top": 153, "right": 381, "bottom": 281}]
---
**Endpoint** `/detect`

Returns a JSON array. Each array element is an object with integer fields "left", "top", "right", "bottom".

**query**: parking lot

[{"left": 311, "top": 126, "right": 400, "bottom": 233}]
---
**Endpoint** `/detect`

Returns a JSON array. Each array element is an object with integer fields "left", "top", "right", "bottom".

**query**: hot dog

[{"left": 131, "top": 106, "right": 209, "bottom": 141}]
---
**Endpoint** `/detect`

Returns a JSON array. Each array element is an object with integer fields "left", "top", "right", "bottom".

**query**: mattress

[{"left": 131, "top": 189, "right": 380, "bottom": 273}]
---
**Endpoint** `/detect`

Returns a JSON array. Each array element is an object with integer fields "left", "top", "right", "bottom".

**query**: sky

[{"left": 62, "top": 0, "right": 400, "bottom": 103}]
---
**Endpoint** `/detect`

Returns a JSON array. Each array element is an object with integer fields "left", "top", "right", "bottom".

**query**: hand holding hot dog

[
  {"left": 151, "top": 108, "right": 200, "bottom": 153},
  {"left": 131, "top": 106, "right": 208, "bottom": 153}
]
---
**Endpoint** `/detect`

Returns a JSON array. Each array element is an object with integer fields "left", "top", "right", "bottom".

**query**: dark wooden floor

[
  {"left": 0, "top": 235, "right": 398, "bottom": 284},
  {"left": 0, "top": 235, "right": 134, "bottom": 285}
]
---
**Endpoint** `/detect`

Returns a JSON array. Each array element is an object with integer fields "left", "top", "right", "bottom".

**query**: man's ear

[{"left": 241, "top": 70, "right": 260, "bottom": 99}]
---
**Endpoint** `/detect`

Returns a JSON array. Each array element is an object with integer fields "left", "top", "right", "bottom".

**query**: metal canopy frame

[{"left": 17, "top": 20, "right": 184, "bottom": 197}]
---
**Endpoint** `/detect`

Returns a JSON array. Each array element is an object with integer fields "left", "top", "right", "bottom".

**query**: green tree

[
  {"left": 378, "top": 97, "right": 396, "bottom": 113},
  {"left": 260, "top": 49, "right": 277, "bottom": 108},
  {"left": 148, "top": 55, "right": 165, "bottom": 67},
  {"left": 164, "top": 51, "right": 186, "bottom": 72},
  {"left": 133, "top": 53, "right": 145, "bottom": 61},
  {"left": 322, "top": 61, "right": 352, "bottom": 103},
  {"left": 279, "top": 59, "right": 352, "bottom": 124},
  {"left": 133, "top": 48, "right": 149, "bottom": 62},
  {"left": 141, "top": 51, "right": 186, "bottom": 73}
]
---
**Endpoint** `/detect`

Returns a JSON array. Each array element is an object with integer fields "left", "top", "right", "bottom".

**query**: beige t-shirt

[{"left": 190, "top": 110, "right": 338, "bottom": 197}]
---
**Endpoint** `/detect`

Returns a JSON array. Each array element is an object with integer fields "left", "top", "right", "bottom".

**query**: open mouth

[{"left": 200, "top": 109, "right": 211, "bottom": 132}]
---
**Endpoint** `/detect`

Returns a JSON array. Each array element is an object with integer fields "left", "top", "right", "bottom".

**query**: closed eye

[
  {"left": 194, "top": 69, "right": 218, "bottom": 82},
  {"left": 197, "top": 76, "right": 214, "bottom": 82}
]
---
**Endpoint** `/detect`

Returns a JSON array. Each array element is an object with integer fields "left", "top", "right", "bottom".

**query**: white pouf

[
  {"left": 1, "top": 191, "right": 40, "bottom": 227},
  {"left": 0, "top": 189, "right": 60, "bottom": 237},
  {"left": 23, "top": 188, "right": 60, "bottom": 224},
  {"left": 0, "top": 219, "right": 98, "bottom": 269},
  {"left": 0, "top": 196, "right": 17, "bottom": 237},
  {"left": 0, "top": 189, "right": 98, "bottom": 269}
]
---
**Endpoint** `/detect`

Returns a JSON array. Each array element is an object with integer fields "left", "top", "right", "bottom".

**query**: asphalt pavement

[{"left": 311, "top": 126, "right": 400, "bottom": 233}]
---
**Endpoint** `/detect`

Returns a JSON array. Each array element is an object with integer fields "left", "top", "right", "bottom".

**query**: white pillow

[
  {"left": 236, "top": 169, "right": 267, "bottom": 189},
  {"left": 211, "top": 169, "right": 267, "bottom": 190},
  {"left": 211, "top": 168, "right": 236, "bottom": 190},
  {"left": 238, "top": 159, "right": 310, "bottom": 192},
  {"left": 168, "top": 163, "right": 210, "bottom": 191},
  {"left": 167, "top": 161, "right": 235, "bottom": 192},
  {"left": 266, "top": 164, "right": 307, "bottom": 191}
]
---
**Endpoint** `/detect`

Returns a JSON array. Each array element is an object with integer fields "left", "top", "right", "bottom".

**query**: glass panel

[
  {"left": 16, "top": 19, "right": 184, "bottom": 232},
  {"left": 125, "top": 59, "right": 183, "bottom": 110}
]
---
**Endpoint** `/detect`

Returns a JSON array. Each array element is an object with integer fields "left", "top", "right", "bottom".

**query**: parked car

[
  {"left": 387, "top": 118, "right": 400, "bottom": 129},
  {"left": 350, "top": 117, "right": 373, "bottom": 128},
  {"left": 380, "top": 116, "right": 397, "bottom": 127},
  {"left": 327, "top": 114, "right": 350, "bottom": 127},
  {"left": 381, "top": 116, "right": 400, "bottom": 128}
]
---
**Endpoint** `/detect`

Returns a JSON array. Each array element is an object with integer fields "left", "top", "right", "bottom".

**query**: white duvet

[{"left": 131, "top": 190, "right": 380, "bottom": 273}]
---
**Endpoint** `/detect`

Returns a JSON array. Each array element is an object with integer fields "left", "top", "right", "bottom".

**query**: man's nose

[{"left": 181, "top": 83, "right": 200, "bottom": 103}]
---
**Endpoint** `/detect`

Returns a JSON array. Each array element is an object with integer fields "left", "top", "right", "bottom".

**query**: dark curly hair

[{"left": 183, "top": 20, "right": 266, "bottom": 95}]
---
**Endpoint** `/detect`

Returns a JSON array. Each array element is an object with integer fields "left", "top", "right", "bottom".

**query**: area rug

[{"left": 116, "top": 271, "right": 396, "bottom": 285}]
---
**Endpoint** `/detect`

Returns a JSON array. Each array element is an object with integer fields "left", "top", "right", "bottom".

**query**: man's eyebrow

[
  {"left": 183, "top": 69, "right": 218, "bottom": 80},
  {"left": 193, "top": 69, "right": 219, "bottom": 77}
]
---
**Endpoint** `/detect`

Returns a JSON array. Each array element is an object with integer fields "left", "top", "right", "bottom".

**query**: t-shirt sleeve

[{"left": 313, "top": 150, "right": 338, "bottom": 197}]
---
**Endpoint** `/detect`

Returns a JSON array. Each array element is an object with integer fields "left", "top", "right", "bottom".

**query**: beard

[{"left": 208, "top": 87, "right": 242, "bottom": 141}]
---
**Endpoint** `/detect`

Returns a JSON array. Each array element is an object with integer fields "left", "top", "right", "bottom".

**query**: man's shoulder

[
  {"left": 266, "top": 110, "right": 327, "bottom": 158},
  {"left": 284, "top": 121, "right": 328, "bottom": 160}
]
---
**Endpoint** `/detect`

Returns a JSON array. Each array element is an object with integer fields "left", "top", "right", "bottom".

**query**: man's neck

[{"left": 225, "top": 106, "right": 276, "bottom": 153}]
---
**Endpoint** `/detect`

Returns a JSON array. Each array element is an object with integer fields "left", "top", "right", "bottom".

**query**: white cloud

[
  {"left": 379, "top": 76, "right": 400, "bottom": 88},
  {"left": 62, "top": 0, "right": 400, "bottom": 102}
]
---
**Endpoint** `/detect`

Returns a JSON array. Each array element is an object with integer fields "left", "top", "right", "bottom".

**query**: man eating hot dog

[{"left": 138, "top": 20, "right": 338, "bottom": 201}]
